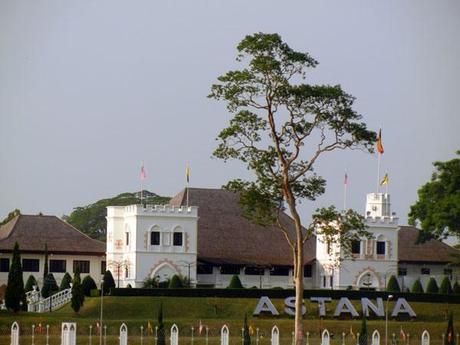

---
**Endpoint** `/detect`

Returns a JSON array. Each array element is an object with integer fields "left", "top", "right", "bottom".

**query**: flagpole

[
  {"left": 343, "top": 172, "right": 347, "bottom": 211},
  {"left": 377, "top": 153, "right": 381, "bottom": 193},
  {"left": 186, "top": 163, "right": 190, "bottom": 207},
  {"left": 141, "top": 161, "right": 144, "bottom": 204}
]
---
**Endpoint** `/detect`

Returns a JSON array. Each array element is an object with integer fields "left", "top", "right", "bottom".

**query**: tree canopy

[
  {"left": 64, "top": 191, "right": 170, "bottom": 240},
  {"left": 209, "top": 32, "right": 375, "bottom": 345},
  {"left": 409, "top": 151, "right": 460, "bottom": 242},
  {"left": 0, "top": 209, "right": 20, "bottom": 226}
]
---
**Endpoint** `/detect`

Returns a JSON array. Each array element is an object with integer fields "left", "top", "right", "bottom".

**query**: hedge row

[{"left": 110, "top": 287, "right": 460, "bottom": 303}]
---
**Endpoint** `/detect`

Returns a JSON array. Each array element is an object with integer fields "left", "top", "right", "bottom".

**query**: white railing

[{"left": 27, "top": 288, "right": 72, "bottom": 313}]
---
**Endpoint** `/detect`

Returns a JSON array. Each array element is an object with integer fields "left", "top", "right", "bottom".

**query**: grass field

[{"left": 0, "top": 296, "right": 458, "bottom": 345}]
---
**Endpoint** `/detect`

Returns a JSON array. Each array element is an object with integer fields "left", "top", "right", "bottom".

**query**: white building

[
  {"left": 0, "top": 215, "right": 106, "bottom": 288},
  {"left": 107, "top": 188, "right": 459, "bottom": 290}
]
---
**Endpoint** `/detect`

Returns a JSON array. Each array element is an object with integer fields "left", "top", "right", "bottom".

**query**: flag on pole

[
  {"left": 96, "top": 322, "right": 100, "bottom": 331},
  {"left": 380, "top": 173, "right": 389, "bottom": 186},
  {"left": 376, "top": 129, "right": 384, "bottom": 154},
  {"left": 186, "top": 164, "right": 190, "bottom": 184},
  {"left": 140, "top": 163, "right": 146, "bottom": 180},
  {"left": 249, "top": 325, "right": 254, "bottom": 335},
  {"left": 199, "top": 320, "right": 203, "bottom": 335},
  {"left": 350, "top": 325, "right": 355, "bottom": 339},
  {"left": 344, "top": 172, "right": 348, "bottom": 185},
  {"left": 400, "top": 326, "right": 406, "bottom": 341}
]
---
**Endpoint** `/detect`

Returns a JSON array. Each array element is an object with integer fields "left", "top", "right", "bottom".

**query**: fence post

[
  {"left": 206, "top": 327, "right": 209, "bottom": 345},
  {"left": 421, "top": 330, "right": 430, "bottom": 345},
  {"left": 46, "top": 324, "right": 50, "bottom": 345},
  {"left": 322, "top": 329, "right": 330, "bottom": 345},
  {"left": 306, "top": 331, "right": 309, "bottom": 345},
  {"left": 170, "top": 324, "right": 179, "bottom": 345},
  {"left": 10, "top": 322, "right": 19, "bottom": 345},
  {"left": 372, "top": 330, "right": 381, "bottom": 345},
  {"left": 140, "top": 326, "right": 144, "bottom": 345},
  {"left": 271, "top": 326, "right": 279, "bottom": 345},
  {"left": 119, "top": 323, "right": 128, "bottom": 345},
  {"left": 32, "top": 324, "right": 35, "bottom": 345},
  {"left": 356, "top": 333, "right": 360, "bottom": 345},
  {"left": 221, "top": 325, "right": 229, "bottom": 345}
]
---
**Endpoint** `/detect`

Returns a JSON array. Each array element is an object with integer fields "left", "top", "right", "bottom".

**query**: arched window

[
  {"left": 375, "top": 234, "right": 387, "bottom": 257},
  {"left": 173, "top": 226, "right": 183, "bottom": 247},
  {"left": 150, "top": 225, "right": 161, "bottom": 246}
]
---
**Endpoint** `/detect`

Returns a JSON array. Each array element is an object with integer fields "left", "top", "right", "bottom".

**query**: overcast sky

[{"left": 1, "top": 1, "right": 459, "bottom": 226}]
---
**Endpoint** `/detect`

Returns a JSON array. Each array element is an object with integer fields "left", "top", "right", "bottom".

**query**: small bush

[
  {"left": 386, "top": 275, "right": 400, "bottom": 292},
  {"left": 24, "top": 275, "right": 38, "bottom": 292},
  {"left": 126, "top": 284, "right": 132, "bottom": 288},
  {"left": 169, "top": 275, "right": 183, "bottom": 288},
  {"left": 42, "top": 273, "right": 59, "bottom": 298},
  {"left": 102, "top": 270, "right": 116, "bottom": 295},
  {"left": 439, "top": 276, "right": 452, "bottom": 295},
  {"left": 228, "top": 275, "right": 243, "bottom": 289},
  {"left": 426, "top": 277, "right": 439, "bottom": 294},
  {"left": 453, "top": 281, "right": 460, "bottom": 294},
  {"left": 143, "top": 277, "right": 159, "bottom": 289},
  {"left": 60, "top": 272, "right": 72, "bottom": 291},
  {"left": 411, "top": 280, "right": 424, "bottom": 293},
  {"left": 82, "top": 276, "right": 97, "bottom": 297}
]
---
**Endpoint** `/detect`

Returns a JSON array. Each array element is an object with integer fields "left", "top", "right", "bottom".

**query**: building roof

[
  {"left": 169, "top": 188, "right": 316, "bottom": 266},
  {"left": 0, "top": 215, "right": 106, "bottom": 256},
  {"left": 398, "top": 226, "right": 459, "bottom": 263}
]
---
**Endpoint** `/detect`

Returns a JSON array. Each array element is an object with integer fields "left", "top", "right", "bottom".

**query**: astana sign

[{"left": 253, "top": 296, "right": 416, "bottom": 318}]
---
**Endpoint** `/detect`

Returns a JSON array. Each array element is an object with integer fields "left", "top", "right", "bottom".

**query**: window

[
  {"left": 270, "top": 266, "right": 290, "bottom": 276},
  {"left": 398, "top": 267, "right": 407, "bottom": 276},
  {"left": 50, "top": 260, "right": 66, "bottom": 273},
  {"left": 73, "top": 260, "right": 90, "bottom": 274},
  {"left": 101, "top": 261, "right": 106, "bottom": 274},
  {"left": 125, "top": 267, "right": 129, "bottom": 278},
  {"left": 351, "top": 240, "right": 361, "bottom": 254},
  {"left": 125, "top": 232, "right": 130, "bottom": 246},
  {"left": 244, "top": 267, "right": 264, "bottom": 276},
  {"left": 151, "top": 231, "right": 160, "bottom": 245},
  {"left": 304, "top": 265, "right": 312, "bottom": 278},
  {"left": 23, "top": 259, "right": 39, "bottom": 272},
  {"left": 376, "top": 241, "right": 386, "bottom": 255},
  {"left": 421, "top": 267, "right": 430, "bottom": 275},
  {"left": 220, "top": 265, "right": 240, "bottom": 275},
  {"left": 197, "top": 264, "right": 213, "bottom": 274},
  {"left": 444, "top": 268, "right": 453, "bottom": 276},
  {"left": 173, "top": 232, "right": 183, "bottom": 246},
  {"left": 0, "top": 258, "right": 9, "bottom": 272}
]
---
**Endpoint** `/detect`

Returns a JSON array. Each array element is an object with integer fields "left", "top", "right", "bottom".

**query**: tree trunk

[{"left": 294, "top": 238, "right": 304, "bottom": 345}]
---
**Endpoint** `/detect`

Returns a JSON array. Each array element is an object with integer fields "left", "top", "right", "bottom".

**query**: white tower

[{"left": 106, "top": 204, "right": 198, "bottom": 287}]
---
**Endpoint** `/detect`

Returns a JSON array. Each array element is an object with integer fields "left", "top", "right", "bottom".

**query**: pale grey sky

[{"left": 1, "top": 1, "right": 459, "bottom": 226}]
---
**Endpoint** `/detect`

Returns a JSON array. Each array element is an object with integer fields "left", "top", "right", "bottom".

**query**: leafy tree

[
  {"left": 157, "top": 302, "right": 166, "bottom": 345},
  {"left": 0, "top": 209, "right": 20, "bottom": 226},
  {"left": 228, "top": 275, "right": 243, "bottom": 289},
  {"left": 60, "top": 272, "right": 72, "bottom": 291},
  {"left": 426, "top": 277, "right": 439, "bottom": 294},
  {"left": 42, "top": 273, "right": 59, "bottom": 298},
  {"left": 64, "top": 191, "right": 170, "bottom": 240},
  {"left": 71, "top": 268, "right": 84, "bottom": 313},
  {"left": 409, "top": 152, "right": 460, "bottom": 242},
  {"left": 102, "top": 270, "right": 116, "bottom": 295},
  {"left": 411, "top": 279, "right": 424, "bottom": 293},
  {"left": 209, "top": 32, "right": 375, "bottom": 345},
  {"left": 24, "top": 275, "right": 38, "bottom": 292},
  {"left": 168, "top": 275, "right": 183, "bottom": 288},
  {"left": 445, "top": 312, "right": 455, "bottom": 345},
  {"left": 5, "top": 242, "right": 26, "bottom": 311},
  {"left": 43, "top": 244, "right": 48, "bottom": 280},
  {"left": 439, "top": 276, "right": 453, "bottom": 295},
  {"left": 243, "top": 314, "right": 251, "bottom": 345},
  {"left": 82, "top": 275, "right": 97, "bottom": 296},
  {"left": 386, "top": 275, "right": 400, "bottom": 292},
  {"left": 359, "top": 316, "right": 368, "bottom": 345}
]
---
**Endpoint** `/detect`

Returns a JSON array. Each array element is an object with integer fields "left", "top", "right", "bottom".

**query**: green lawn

[{"left": 0, "top": 297, "right": 458, "bottom": 345}]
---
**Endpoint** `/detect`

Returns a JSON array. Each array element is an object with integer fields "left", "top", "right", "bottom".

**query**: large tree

[
  {"left": 209, "top": 32, "right": 375, "bottom": 345},
  {"left": 409, "top": 151, "right": 460, "bottom": 242},
  {"left": 5, "top": 242, "right": 26, "bottom": 312}
]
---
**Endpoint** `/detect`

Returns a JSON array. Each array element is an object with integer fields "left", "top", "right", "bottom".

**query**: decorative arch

[
  {"left": 149, "top": 259, "right": 181, "bottom": 282},
  {"left": 354, "top": 267, "right": 383, "bottom": 289}
]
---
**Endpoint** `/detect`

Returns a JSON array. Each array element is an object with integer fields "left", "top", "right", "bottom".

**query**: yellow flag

[
  {"left": 147, "top": 321, "right": 153, "bottom": 335},
  {"left": 380, "top": 173, "right": 389, "bottom": 186},
  {"left": 185, "top": 164, "right": 190, "bottom": 183}
]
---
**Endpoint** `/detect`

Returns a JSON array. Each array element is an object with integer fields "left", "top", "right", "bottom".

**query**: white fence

[
  {"left": 7, "top": 323, "right": 460, "bottom": 345},
  {"left": 27, "top": 288, "right": 72, "bottom": 313}
]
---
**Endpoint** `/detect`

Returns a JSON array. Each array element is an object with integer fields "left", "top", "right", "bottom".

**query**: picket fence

[{"left": 8, "top": 322, "right": 459, "bottom": 345}]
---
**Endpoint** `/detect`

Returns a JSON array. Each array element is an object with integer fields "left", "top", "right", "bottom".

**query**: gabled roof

[
  {"left": 170, "top": 188, "right": 316, "bottom": 266},
  {"left": 0, "top": 215, "right": 105, "bottom": 256},
  {"left": 398, "top": 226, "right": 459, "bottom": 263}
]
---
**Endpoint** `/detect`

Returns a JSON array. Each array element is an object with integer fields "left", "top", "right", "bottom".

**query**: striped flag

[
  {"left": 140, "top": 163, "right": 146, "bottom": 180},
  {"left": 376, "top": 129, "right": 384, "bottom": 154}
]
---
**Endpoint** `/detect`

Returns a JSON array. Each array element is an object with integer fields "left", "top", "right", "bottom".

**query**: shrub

[
  {"left": 439, "top": 276, "right": 452, "bottom": 295},
  {"left": 102, "top": 270, "right": 116, "bottom": 295},
  {"left": 228, "top": 275, "right": 243, "bottom": 289},
  {"left": 24, "top": 275, "right": 38, "bottom": 292},
  {"left": 169, "top": 275, "right": 183, "bottom": 288},
  {"left": 359, "top": 316, "right": 368, "bottom": 345},
  {"left": 143, "top": 277, "right": 159, "bottom": 289},
  {"left": 59, "top": 272, "right": 72, "bottom": 291},
  {"left": 42, "top": 273, "right": 59, "bottom": 299},
  {"left": 386, "top": 275, "right": 400, "bottom": 292},
  {"left": 426, "top": 277, "right": 439, "bottom": 294},
  {"left": 126, "top": 284, "right": 132, "bottom": 288},
  {"left": 5, "top": 242, "right": 26, "bottom": 311},
  {"left": 82, "top": 276, "right": 97, "bottom": 297},
  {"left": 71, "top": 268, "right": 84, "bottom": 313},
  {"left": 411, "top": 280, "right": 424, "bottom": 293},
  {"left": 453, "top": 280, "right": 460, "bottom": 294}
]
